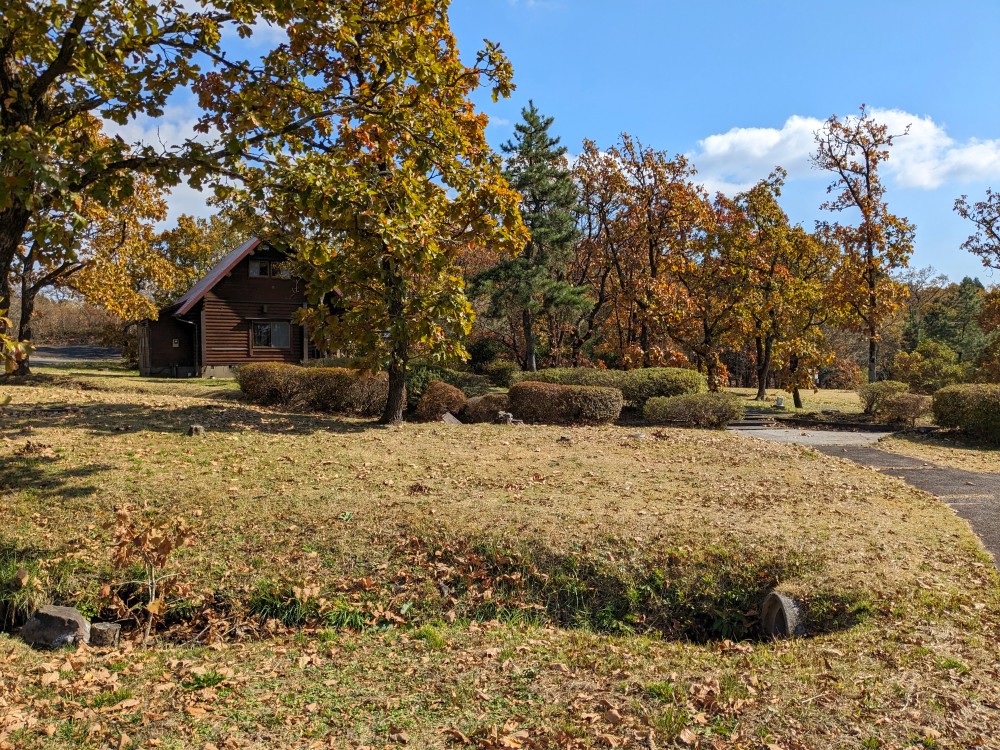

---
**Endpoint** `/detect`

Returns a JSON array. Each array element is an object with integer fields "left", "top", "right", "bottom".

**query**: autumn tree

[
  {"left": 472, "top": 102, "right": 585, "bottom": 371},
  {"left": 247, "top": 3, "right": 525, "bottom": 425},
  {"left": 733, "top": 170, "right": 836, "bottom": 401},
  {"left": 647, "top": 192, "right": 750, "bottom": 390},
  {"left": 0, "top": 0, "right": 465, "bottom": 345},
  {"left": 955, "top": 190, "right": 1000, "bottom": 270},
  {"left": 813, "top": 106, "right": 914, "bottom": 382}
]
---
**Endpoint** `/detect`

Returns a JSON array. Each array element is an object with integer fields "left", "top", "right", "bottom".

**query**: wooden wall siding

[
  {"left": 200, "top": 252, "right": 308, "bottom": 365},
  {"left": 146, "top": 314, "right": 196, "bottom": 370}
]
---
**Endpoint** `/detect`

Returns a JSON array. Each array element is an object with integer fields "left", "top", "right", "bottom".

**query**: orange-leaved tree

[{"left": 813, "top": 106, "right": 914, "bottom": 383}]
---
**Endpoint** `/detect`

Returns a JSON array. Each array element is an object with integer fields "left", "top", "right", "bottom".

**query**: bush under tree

[
  {"left": 857, "top": 380, "right": 909, "bottom": 416},
  {"left": 415, "top": 380, "right": 468, "bottom": 421},
  {"left": 512, "top": 367, "right": 704, "bottom": 407},
  {"left": 460, "top": 393, "right": 510, "bottom": 424},
  {"left": 508, "top": 382, "right": 623, "bottom": 425},
  {"left": 643, "top": 393, "right": 745, "bottom": 429}
]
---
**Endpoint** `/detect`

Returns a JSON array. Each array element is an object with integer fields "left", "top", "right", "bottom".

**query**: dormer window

[
  {"left": 249, "top": 259, "right": 270, "bottom": 277},
  {"left": 249, "top": 259, "right": 291, "bottom": 278}
]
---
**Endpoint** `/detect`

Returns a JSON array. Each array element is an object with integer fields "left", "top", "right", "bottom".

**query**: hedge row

[
  {"left": 933, "top": 384, "right": 1000, "bottom": 443},
  {"left": 236, "top": 363, "right": 388, "bottom": 416},
  {"left": 508, "top": 382, "right": 623, "bottom": 425},
  {"left": 512, "top": 367, "right": 705, "bottom": 407},
  {"left": 643, "top": 393, "right": 744, "bottom": 429}
]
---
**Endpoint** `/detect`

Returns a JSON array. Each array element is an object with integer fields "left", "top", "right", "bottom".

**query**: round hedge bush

[
  {"left": 857, "top": 380, "right": 909, "bottom": 416},
  {"left": 643, "top": 393, "right": 745, "bottom": 429},
  {"left": 460, "top": 393, "right": 510, "bottom": 424},
  {"left": 511, "top": 367, "right": 704, "bottom": 407},
  {"left": 932, "top": 384, "right": 1000, "bottom": 443},
  {"left": 508, "top": 381, "right": 623, "bottom": 425},
  {"left": 415, "top": 380, "right": 468, "bottom": 421},
  {"left": 875, "top": 392, "right": 932, "bottom": 427}
]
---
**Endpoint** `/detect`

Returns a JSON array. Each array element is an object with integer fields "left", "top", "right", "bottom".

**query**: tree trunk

[
  {"left": 13, "top": 280, "right": 36, "bottom": 376},
  {"left": 788, "top": 353, "right": 804, "bottom": 408},
  {"left": 522, "top": 308, "right": 537, "bottom": 372},
  {"left": 754, "top": 335, "right": 774, "bottom": 401},
  {"left": 0, "top": 206, "right": 31, "bottom": 336},
  {"left": 377, "top": 250, "right": 409, "bottom": 426},
  {"left": 380, "top": 354, "right": 407, "bottom": 426},
  {"left": 867, "top": 331, "right": 878, "bottom": 383}
]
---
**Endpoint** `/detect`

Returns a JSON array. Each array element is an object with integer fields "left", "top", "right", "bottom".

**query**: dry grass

[
  {"left": 880, "top": 432, "right": 1000, "bottom": 474},
  {"left": 1, "top": 372, "right": 999, "bottom": 749},
  {"left": 726, "top": 387, "right": 863, "bottom": 415}
]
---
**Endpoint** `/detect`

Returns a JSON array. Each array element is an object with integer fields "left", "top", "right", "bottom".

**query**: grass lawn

[
  {"left": 726, "top": 387, "right": 863, "bottom": 415},
  {"left": 879, "top": 432, "right": 1000, "bottom": 474},
  {"left": 1, "top": 371, "right": 998, "bottom": 749}
]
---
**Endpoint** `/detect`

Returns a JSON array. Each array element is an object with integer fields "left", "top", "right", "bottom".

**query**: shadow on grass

[
  {"left": 889, "top": 428, "right": 1000, "bottom": 455},
  {"left": 2, "top": 395, "right": 380, "bottom": 437},
  {"left": 0, "top": 452, "right": 111, "bottom": 501}
]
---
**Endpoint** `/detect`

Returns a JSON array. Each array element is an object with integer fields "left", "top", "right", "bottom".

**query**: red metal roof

[{"left": 171, "top": 237, "right": 262, "bottom": 317}]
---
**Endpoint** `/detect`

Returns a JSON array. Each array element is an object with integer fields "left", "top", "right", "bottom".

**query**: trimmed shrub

[
  {"left": 235, "top": 363, "right": 300, "bottom": 406},
  {"left": 415, "top": 380, "right": 467, "bottom": 421},
  {"left": 857, "top": 380, "right": 909, "bottom": 416},
  {"left": 876, "top": 393, "right": 932, "bottom": 427},
  {"left": 478, "top": 359, "right": 520, "bottom": 388},
  {"left": 237, "top": 363, "right": 389, "bottom": 416},
  {"left": 625, "top": 368, "right": 706, "bottom": 405},
  {"left": 512, "top": 367, "right": 705, "bottom": 407},
  {"left": 405, "top": 365, "right": 491, "bottom": 408},
  {"left": 460, "top": 393, "right": 510, "bottom": 424},
  {"left": 643, "top": 393, "right": 745, "bottom": 429},
  {"left": 933, "top": 384, "right": 1000, "bottom": 443},
  {"left": 508, "top": 382, "right": 623, "bottom": 425}
]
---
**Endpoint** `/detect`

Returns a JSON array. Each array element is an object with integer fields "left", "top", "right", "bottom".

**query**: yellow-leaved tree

[{"left": 245, "top": 1, "right": 526, "bottom": 424}]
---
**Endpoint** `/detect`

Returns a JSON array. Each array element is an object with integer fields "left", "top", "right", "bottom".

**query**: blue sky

[
  {"left": 121, "top": 1, "right": 1000, "bottom": 283},
  {"left": 449, "top": 0, "right": 1000, "bottom": 282}
]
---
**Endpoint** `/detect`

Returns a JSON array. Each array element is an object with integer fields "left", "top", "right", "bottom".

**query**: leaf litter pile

[{"left": 1, "top": 376, "right": 999, "bottom": 749}]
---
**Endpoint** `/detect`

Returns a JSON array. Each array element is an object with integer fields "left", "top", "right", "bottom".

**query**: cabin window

[
  {"left": 252, "top": 321, "right": 291, "bottom": 349},
  {"left": 249, "top": 259, "right": 292, "bottom": 279},
  {"left": 249, "top": 259, "right": 270, "bottom": 277}
]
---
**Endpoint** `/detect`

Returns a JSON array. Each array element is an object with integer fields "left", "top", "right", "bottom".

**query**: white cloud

[{"left": 689, "top": 109, "right": 1000, "bottom": 194}]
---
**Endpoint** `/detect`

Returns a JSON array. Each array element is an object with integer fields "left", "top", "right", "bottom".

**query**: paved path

[
  {"left": 30, "top": 345, "right": 122, "bottom": 364},
  {"left": 732, "top": 427, "right": 1000, "bottom": 564}
]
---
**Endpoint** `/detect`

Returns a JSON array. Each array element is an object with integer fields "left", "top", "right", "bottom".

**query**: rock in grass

[
  {"left": 440, "top": 412, "right": 462, "bottom": 425},
  {"left": 187, "top": 424, "right": 205, "bottom": 437},
  {"left": 20, "top": 605, "right": 91, "bottom": 649},
  {"left": 89, "top": 622, "right": 121, "bottom": 647}
]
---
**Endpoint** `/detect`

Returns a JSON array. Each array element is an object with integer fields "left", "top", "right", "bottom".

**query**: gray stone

[
  {"left": 188, "top": 424, "right": 205, "bottom": 437},
  {"left": 495, "top": 411, "right": 515, "bottom": 425},
  {"left": 440, "top": 412, "right": 463, "bottom": 425},
  {"left": 89, "top": 622, "right": 121, "bottom": 648},
  {"left": 20, "top": 605, "right": 91, "bottom": 649}
]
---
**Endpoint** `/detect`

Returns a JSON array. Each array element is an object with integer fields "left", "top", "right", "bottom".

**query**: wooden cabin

[{"left": 138, "top": 238, "right": 312, "bottom": 377}]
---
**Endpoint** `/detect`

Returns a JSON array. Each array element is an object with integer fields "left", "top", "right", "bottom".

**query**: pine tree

[{"left": 474, "top": 102, "right": 586, "bottom": 371}]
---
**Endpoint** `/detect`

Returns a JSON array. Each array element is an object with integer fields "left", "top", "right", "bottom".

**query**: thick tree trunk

[
  {"left": 0, "top": 205, "right": 31, "bottom": 332},
  {"left": 522, "top": 308, "right": 537, "bottom": 372},
  {"left": 792, "top": 386, "right": 803, "bottom": 409},
  {"left": 380, "top": 354, "right": 407, "bottom": 426},
  {"left": 754, "top": 335, "right": 774, "bottom": 401},
  {"left": 13, "top": 281, "right": 36, "bottom": 376}
]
